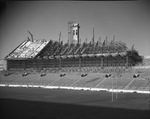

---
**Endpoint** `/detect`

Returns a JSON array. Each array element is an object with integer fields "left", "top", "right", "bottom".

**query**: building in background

[{"left": 0, "top": 60, "right": 7, "bottom": 71}]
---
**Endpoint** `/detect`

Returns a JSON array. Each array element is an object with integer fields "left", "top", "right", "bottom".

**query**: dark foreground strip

[{"left": 0, "top": 98, "right": 149, "bottom": 119}]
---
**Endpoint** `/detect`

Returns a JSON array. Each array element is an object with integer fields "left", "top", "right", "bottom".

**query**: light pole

[
  {"left": 112, "top": 75, "right": 114, "bottom": 102},
  {"left": 116, "top": 67, "right": 119, "bottom": 100},
  {"left": 79, "top": 54, "right": 81, "bottom": 72}
]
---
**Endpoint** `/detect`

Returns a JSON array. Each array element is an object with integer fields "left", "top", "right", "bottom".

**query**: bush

[{"left": 127, "top": 50, "right": 143, "bottom": 66}]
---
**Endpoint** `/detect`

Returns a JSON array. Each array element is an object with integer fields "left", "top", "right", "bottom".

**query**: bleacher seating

[{"left": 0, "top": 68, "right": 149, "bottom": 91}]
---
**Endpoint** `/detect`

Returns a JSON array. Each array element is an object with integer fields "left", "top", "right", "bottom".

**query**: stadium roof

[
  {"left": 5, "top": 37, "right": 130, "bottom": 60},
  {"left": 5, "top": 39, "right": 50, "bottom": 59}
]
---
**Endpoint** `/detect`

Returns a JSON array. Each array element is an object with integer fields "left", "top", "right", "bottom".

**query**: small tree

[{"left": 127, "top": 49, "right": 143, "bottom": 66}]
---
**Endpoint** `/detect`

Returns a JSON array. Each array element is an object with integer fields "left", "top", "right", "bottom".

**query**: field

[
  {"left": 0, "top": 87, "right": 149, "bottom": 119},
  {"left": 0, "top": 67, "right": 150, "bottom": 119}
]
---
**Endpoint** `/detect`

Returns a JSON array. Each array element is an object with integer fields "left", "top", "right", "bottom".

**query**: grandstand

[
  {"left": 0, "top": 67, "right": 150, "bottom": 92},
  {"left": 4, "top": 22, "right": 143, "bottom": 70},
  {"left": 5, "top": 37, "right": 143, "bottom": 70},
  {"left": 1, "top": 22, "right": 148, "bottom": 93}
]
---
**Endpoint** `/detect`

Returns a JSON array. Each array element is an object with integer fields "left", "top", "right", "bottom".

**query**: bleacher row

[{"left": 0, "top": 67, "right": 149, "bottom": 91}]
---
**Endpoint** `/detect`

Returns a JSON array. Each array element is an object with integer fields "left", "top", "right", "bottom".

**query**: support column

[
  {"left": 101, "top": 56, "right": 103, "bottom": 69},
  {"left": 126, "top": 56, "right": 128, "bottom": 68}
]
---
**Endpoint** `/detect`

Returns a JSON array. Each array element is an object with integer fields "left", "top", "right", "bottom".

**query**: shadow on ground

[{"left": 0, "top": 98, "right": 149, "bottom": 119}]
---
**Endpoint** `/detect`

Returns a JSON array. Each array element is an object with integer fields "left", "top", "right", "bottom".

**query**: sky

[{"left": 0, "top": 0, "right": 150, "bottom": 59}]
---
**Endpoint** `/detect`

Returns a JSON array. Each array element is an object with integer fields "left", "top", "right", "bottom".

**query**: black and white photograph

[{"left": 0, "top": 0, "right": 150, "bottom": 119}]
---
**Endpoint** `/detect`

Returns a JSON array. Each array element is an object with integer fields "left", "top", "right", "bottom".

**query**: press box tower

[{"left": 68, "top": 21, "right": 80, "bottom": 44}]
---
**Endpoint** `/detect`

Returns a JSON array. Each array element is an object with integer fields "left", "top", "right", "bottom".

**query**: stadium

[
  {"left": 4, "top": 22, "right": 143, "bottom": 70},
  {"left": 0, "top": 22, "right": 149, "bottom": 119}
]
